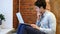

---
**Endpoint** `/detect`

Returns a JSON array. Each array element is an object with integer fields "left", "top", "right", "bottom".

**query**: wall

[
  {"left": 20, "top": 0, "right": 37, "bottom": 24},
  {"left": 0, "top": 0, "right": 13, "bottom": 28},
  {"left": 13, "top": 0, "right": 19, "bottom": 29},
  {"left": 50, "top": 0, "right": 60, "bottom": 34}
]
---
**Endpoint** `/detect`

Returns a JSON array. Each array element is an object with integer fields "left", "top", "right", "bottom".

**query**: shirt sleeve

[{"left": 40, "top": 14, "right": 56, "bottom": 34}]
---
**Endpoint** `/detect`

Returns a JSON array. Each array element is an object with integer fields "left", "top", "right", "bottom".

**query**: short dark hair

[{"left": 34, "top": 0, "right": 46, "bottom": 9}]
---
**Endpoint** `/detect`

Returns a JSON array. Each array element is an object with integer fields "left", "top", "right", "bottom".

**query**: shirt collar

[{"left": 42, "top": 10, "right": 48, "bottom": 17}]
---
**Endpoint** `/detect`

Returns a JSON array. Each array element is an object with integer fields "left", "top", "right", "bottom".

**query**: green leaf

[{"left": 0, "top": 14, "right": 5, "bottom": 21}]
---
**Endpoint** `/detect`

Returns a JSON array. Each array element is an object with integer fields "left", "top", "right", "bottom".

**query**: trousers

[{"left": 17, "top": 23, "right": 46, "bottom": 34}]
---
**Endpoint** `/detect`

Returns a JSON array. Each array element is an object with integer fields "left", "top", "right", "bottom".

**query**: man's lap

[{"left": 17, "top": 23, "right": 46, "bottom": 34}]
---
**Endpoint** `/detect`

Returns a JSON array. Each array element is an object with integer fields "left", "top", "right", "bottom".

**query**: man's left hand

[{"left": 30, "top": 24, "right": 40, "bottom": 30}]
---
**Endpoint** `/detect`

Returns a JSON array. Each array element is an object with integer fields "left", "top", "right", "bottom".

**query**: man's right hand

[{"left": 37, "top": 12, "right": 41, "bottom": 20}]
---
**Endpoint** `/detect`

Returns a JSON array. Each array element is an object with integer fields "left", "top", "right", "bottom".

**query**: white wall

[{"left": 0, "top": 0, "right": 13, "bottom": 28}]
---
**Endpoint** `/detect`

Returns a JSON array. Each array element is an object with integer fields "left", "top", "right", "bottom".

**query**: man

[
  {"left": 17, "top": 0, "right": 56, "bottom": 34},
  {"left": 31, "top": 0, "right": 56, "bottom": 34}
]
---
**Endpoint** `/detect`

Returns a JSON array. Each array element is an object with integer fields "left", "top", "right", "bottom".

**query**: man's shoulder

[{"left": 45, "top": 10, "right": 55, "bottom": 17}]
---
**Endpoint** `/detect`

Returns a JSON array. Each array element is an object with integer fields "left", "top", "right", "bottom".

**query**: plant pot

[
  {"left": 0, "top": 20, "right": 2, "bottom": 31},
  {"left": 0, "top": 19, "right": 2, "bottom": 25}
]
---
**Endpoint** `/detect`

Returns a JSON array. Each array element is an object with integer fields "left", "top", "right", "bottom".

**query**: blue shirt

[{"left": 36, "top": 10, "right": 56, "bottom": 34}]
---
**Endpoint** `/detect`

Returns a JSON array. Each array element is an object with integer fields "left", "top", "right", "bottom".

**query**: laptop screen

[{"left": 16, "top": 12, "right": 24, "bottom": 23}]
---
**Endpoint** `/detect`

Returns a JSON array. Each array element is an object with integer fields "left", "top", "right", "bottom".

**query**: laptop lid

[{"left": 16, "top": 12, "right": 24, "bottom": 23}]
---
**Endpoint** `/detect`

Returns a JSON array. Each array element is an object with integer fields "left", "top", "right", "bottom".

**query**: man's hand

[
  {"left": 37, "top": 12, "right": 41, "bottom": 21},
  {"left": 37, "top": 13, "right": 40, "bottom": 20},
  {"left": 30, "top": 24, "right": 40, "bottom": 30}
]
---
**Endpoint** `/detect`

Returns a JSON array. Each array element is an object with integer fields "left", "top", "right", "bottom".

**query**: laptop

[{"left": 16, "top": 12, "right": 31, "bottom": 26}]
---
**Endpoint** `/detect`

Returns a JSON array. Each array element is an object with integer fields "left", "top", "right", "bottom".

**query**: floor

[
  {"left": 7, "top": 29, "right": 17, "bottom": 34},
  {"left": 0, "top": 28, "right": 14, "bottom": 34}
]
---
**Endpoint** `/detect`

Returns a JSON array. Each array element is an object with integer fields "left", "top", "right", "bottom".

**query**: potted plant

[{"left": 0, "top": 14, "right": 5, "bottom": 25}]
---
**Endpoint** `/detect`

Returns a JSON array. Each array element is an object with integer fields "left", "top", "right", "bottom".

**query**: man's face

[{"left": 35, "top": 6, "right": 45, "bottom": 16}]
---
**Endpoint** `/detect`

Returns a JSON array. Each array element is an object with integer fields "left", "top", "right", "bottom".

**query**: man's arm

[{"left": 39, "top": 14, "right": 56, "bottom": 34}]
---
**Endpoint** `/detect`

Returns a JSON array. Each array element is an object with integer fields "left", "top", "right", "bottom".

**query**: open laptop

[{"left": 16, "top": 12, "right": 30, "bottom": 26}]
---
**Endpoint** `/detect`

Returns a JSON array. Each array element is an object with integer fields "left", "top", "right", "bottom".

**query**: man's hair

[{"left": 34, "top": 0, "right": 46, "bottom": 9}]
